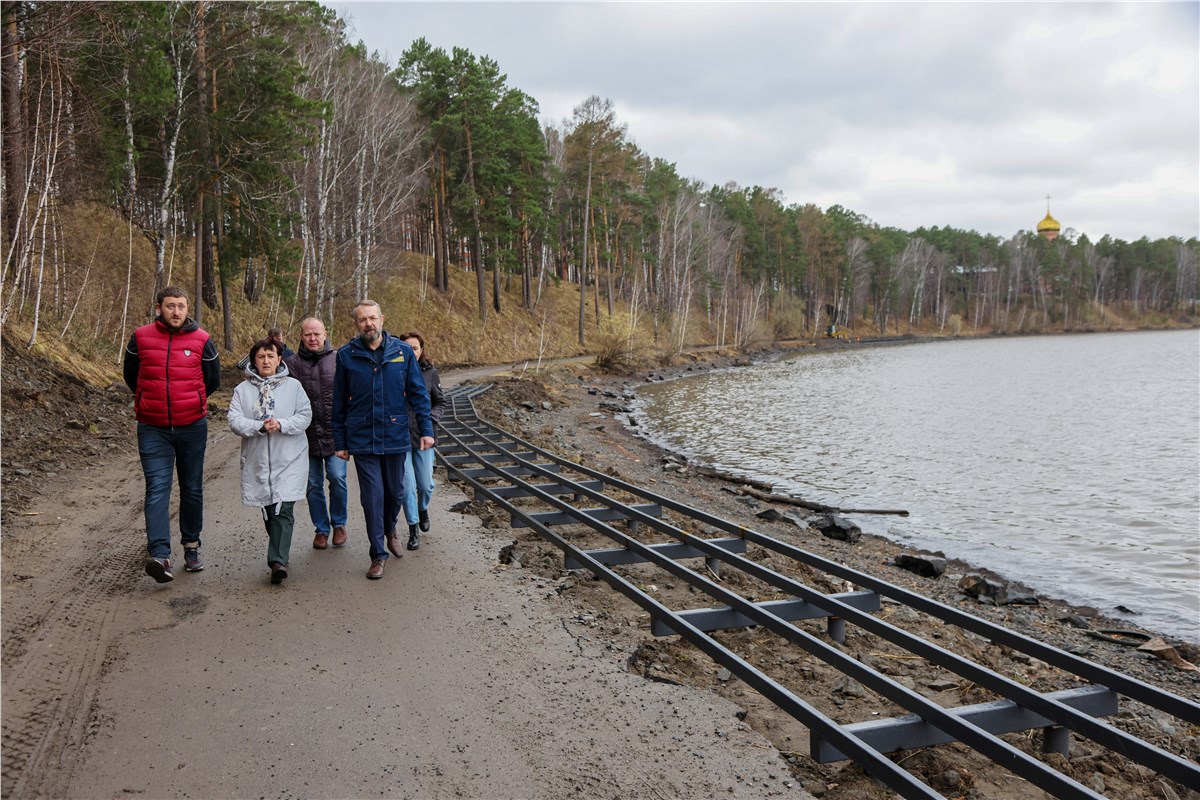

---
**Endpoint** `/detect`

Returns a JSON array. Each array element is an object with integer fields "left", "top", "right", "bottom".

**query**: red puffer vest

[{"left": 133, "top": 319, "right": 211, "bottom": 427}]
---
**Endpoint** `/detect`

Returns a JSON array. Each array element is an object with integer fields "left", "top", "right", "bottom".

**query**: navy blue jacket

[{"left": 332, "top": 331, "right": 434, "bottom": 455}]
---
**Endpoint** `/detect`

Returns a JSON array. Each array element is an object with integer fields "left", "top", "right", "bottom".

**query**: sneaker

[
  {"left": 184, "top": 547, "right": 204, "bottom": 572},
  {"left": 145, "top": 557, "right": 174, "bottom": 583}
]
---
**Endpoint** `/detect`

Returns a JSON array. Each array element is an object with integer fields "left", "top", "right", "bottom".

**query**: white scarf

[{"left": 253, "top": 373, "right": 284, "bottom": 421}]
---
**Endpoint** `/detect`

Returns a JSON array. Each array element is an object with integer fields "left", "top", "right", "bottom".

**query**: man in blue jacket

[{"left": 332, "top": 300, "right": 435, "bottom": 580}]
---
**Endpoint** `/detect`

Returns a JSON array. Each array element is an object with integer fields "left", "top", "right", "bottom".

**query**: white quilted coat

[{"left": 228, "top": 362, "right": 312, "bottom": 508}]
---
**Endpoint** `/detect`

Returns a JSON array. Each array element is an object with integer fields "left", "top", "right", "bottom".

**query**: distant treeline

[{"left": 2, "top": 1, "right": 1197, "bottom": 351}]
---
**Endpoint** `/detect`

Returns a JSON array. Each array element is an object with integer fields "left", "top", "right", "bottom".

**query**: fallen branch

[
  {"left": 691, "top": 464, "right": 774, "bottom": 490},
  {"left": 738, "top": 486, "right": 909, "bottom": 517}
]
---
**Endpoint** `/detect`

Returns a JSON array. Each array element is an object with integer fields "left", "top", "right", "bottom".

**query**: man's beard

[{"left": 359, "top": 328, "right": 381, "bottom": 344}]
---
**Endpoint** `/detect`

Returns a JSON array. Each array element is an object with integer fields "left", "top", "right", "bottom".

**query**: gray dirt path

[{"left": 4, "top": 413, "right": 803, "bottom": 798}]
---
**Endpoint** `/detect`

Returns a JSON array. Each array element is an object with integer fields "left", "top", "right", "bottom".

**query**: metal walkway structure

[{"left": 437, "top": 385, "right": 1200, "bottom": 800}]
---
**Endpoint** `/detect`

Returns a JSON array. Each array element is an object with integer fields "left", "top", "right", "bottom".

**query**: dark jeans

[
  {"left": 352, "top": 453, "right": 406, "bottom": 562},
  {"left": 138, "top": 418, "right": 208, "bottom": 560}
]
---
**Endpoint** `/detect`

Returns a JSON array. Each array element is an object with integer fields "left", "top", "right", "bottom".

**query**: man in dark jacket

[
  {"left": 284, "top": 317, "right": 348, "bottom": 550},
  {"left": 123, "top": 286, "right": 220, "bottom": 583},
  {"left": 332, "top": 300, "right": 434, "bottom": 580}
]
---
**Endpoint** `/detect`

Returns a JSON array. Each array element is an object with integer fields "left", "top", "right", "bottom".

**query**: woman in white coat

[{"left": 228, "top": 337, "right": 312, "bottom": 584}]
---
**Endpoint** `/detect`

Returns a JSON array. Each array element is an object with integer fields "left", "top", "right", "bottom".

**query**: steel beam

[
  {"left": 513, "top": 503, "right": 662, "bottom": 528},
  {"left": 652, "top": 589, "right": 880, "bottom": 636},
  {"left": 811, "top": 686, "right": 1119, "bottom": 763},
  {"left": 566, "top": 536, "right": 747, "bottom": 571}
]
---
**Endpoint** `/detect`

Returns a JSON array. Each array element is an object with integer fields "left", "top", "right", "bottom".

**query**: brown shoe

[
  {"left": 386, "top": 531, "right": 405, "bottom": 559},
  {"left": 366, "top": 559, "right": 385, "bottom": 580},
  {"left": 313, "top": 532, "right": 329, "bottom": 550},
  {"left": 331, "top": 526, "right": 347, "bottom": 547}
]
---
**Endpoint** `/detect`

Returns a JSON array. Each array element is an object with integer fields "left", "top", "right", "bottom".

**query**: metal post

[
  {"left": 828, "top": 616, "right": 846, "bottom": 644},
  {"left": 1044, "top": 726, "right": 1069, "bottom": 756}
]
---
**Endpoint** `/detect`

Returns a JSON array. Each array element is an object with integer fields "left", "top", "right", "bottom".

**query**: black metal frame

[{"left": 436, "top": 386, "right": 1200, "bottom": 798}]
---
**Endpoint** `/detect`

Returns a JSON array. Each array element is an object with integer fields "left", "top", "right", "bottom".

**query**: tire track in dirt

[
  {"left": 1, "top": 464, "right": 150, "bottom": 798},
  {"left": 1, "top": 434, "right": 239, "bottom": 798}
]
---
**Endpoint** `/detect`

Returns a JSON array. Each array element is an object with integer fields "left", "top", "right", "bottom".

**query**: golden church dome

[{"left": 1036, "top": 199, "right": 1061, "bottom": 240}]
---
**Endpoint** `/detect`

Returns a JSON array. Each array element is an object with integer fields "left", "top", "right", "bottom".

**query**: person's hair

[
  {"left": 352, "top": 299, "right": 382, "bottom": 320},
  {"left": 298, "top": 316, "right": 325, "bottom": 332},
  {"left": 156, "top": 286, "right": 188, "bottom": 306},
  {"left": 398, "top": 330, "right": 431, "bottom": 368},
  {"left": 248, "top": 337, "right": 281, "bottom": 366}
]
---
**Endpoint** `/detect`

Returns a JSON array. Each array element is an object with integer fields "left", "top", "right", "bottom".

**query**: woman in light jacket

[{"left": 229, "top": 337, "right": 312, "bottom": 584}]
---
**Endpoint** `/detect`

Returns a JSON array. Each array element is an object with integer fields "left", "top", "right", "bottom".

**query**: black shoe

[
  {"left": 418, "top": 508, "right": 430, "bottom": 532},
  {"left": 145, "top": 557, "right": 174, "bottom": 584},
  {"left": 270, "top": 562, "right": 288, "bottom": 584},
  {"left": 406, "top": 523, "right": 420, "bottom": 551}
]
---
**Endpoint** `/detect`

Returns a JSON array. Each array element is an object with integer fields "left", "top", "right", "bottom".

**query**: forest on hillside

[{"left": 2, "top": 1, "right": 1198, "bottom": 359}]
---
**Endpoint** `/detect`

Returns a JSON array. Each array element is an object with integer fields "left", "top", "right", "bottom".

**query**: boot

[{"left": 406, "top": 523, "right": 420, "bottom": 551}]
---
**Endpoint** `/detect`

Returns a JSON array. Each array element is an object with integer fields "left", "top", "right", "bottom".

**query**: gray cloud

[{"left": 330, "top": 1, "right": 1198, "bottom": 241}]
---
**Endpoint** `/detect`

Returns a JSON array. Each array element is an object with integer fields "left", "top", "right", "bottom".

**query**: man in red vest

[{"left": 123, "top": 286, "right": 221, "bottom": 583}]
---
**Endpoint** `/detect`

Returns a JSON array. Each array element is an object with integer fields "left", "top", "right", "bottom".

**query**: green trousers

[{"left": 263, "top": 501, "right": 295, "bottom": 566}]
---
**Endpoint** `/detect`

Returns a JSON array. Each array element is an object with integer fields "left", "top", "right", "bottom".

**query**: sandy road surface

[{"left": 1, "top": 376, "right": 802, "bottom": 798}]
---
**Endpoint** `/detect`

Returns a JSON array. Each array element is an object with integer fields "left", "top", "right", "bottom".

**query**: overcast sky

[{"left": 328, "top": 2, "right": 1199, "bottom": 243}]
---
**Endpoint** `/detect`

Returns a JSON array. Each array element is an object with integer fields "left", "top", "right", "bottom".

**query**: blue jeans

[
  {"left": 306, "top": 453, "right": 348, "bottom": 534},
  {"left": 352, "top": 454, "right": 406, "bottom": 562},
  {"left": 402, "top": 448, "right": 436, "bottom": 525},
  {"left": 137, "top": 418, "right": 208, "bottom": 560}
]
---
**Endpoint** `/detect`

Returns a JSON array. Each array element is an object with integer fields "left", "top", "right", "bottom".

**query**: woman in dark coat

[{"left": 399, "top": 331, "right": 446, "bottom": 551}]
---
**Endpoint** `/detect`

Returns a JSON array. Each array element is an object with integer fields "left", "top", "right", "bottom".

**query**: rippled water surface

[{"left": 634, "top": 331, "right": 1200, "bottom": 640}]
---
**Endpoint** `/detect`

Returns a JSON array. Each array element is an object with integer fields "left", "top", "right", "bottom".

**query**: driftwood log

[
  {"left": 692, "top": 465, "right": 774, "bottom": 490},
  {"left": 737, "top": 486, "right": 909, "bottom": 516},
  {"left": 691, "top": 464, "right": 909, "bottom": 516}
]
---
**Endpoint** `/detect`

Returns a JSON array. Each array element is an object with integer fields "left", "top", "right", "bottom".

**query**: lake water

[{"left": 632, "top": 330, "right": 1200, "bottom": 642}]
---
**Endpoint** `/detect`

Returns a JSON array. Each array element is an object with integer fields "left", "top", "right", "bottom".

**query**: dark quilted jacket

[
  {"left": 408, "top": 362, "right": 446, "bottom": 449},
  {"left": 284, "top": 342, "right": 337, "bottom": 457}
]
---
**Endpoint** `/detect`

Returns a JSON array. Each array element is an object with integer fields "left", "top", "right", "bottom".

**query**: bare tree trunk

[
  {"left": 578, "top": 154, "right": 593, "bottom": 346},
  {"left": 220, "top": 261, "right": 232, "bottom": 348},
  {"left": 590, "top": 206, "right": 600, "bottom": 323},
  {"left": 460, "top": 119, "right": 487, "bottom": 322},
  {"left": 437, "top": 150, "right": 450, "bottom": 291},
  {"left": 492, "top": 234, "right": 501, "bottom": 314},
  {"left": 26, "top": 63, "right": 64, "bottom": 348},
  {"left": 193, "top": 0, "right": 207, "bottom": 324},
  {"left": 117, "top": 62, "right": 137, "bottom": 362},
  {"left": 2, "top": 1, "right": 27, "bottom": 251},
  {"left": 153, "top": 6, "right": 190, "bottom": 299}
]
